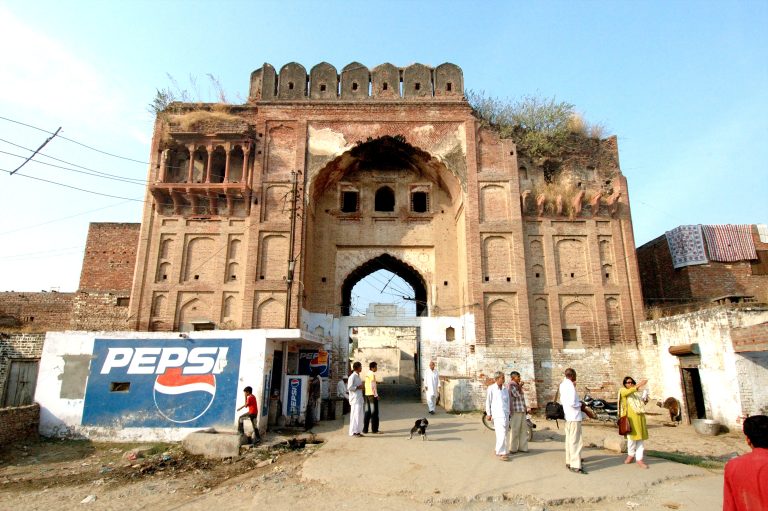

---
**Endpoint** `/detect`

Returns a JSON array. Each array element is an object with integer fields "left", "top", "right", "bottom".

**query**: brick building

[
  {"left": 635, "top": 224, "right": 768, "bottom": 428},
  {"left": 123, "top": 62, "right": 647, "bottom": 407},
  {"left": 637, "top": 224, "right": 768, "bottom": 311}
]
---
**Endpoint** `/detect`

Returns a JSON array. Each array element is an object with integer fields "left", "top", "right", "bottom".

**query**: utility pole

[
  {"left": 284, "top": 170, "right": 299, "bottom": 328},
  {"left": 11, "top": 127, "right": 61, "bottom": 174}
]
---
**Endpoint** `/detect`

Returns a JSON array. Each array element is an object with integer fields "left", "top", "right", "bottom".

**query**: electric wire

[
  {"left": 0, "top": 200, "right": 132, "bottom": 236},
  {"left": 0, "top": 149, "right": 146, "bottom": 186},
  {"left": 1, "top": 168, "right": 145, "bottom": 202},
  {"left": 0, "top": 137, "right": 146, "bottom": 183},
  {"left": 0, "top": 115, "right": 149, "bottom": 164}
]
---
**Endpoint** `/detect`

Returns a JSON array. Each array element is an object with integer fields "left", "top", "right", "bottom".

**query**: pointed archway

[{"left": 341, "top": 254, "right": 427, "bottom": 317}]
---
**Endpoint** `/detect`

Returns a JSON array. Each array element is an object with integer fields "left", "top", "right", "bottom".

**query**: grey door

[{"left": 3, "top": 360, "right": 39, "bottom": 407}]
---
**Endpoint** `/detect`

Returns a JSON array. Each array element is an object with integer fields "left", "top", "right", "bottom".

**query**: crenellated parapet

[{"left": 248, "top": 62, "right": 464, "bottom": 102}]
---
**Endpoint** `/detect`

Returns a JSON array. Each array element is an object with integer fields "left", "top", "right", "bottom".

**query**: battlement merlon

[{"left": 248, "top": 62, "right": 464, "bottom": 102}]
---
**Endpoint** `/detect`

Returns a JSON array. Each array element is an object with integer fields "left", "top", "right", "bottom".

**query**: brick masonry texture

[
  {"left": 77, "top": 223, "right": 140, "bottom": 291},
  {"left": 0, "top": 292, "right": 74, "bottom": 333},
  {"left": 0, "top": 404, "right": 40, "bottom": 444},
  {"left": 70, "top": 223, "right": 140, "bottom": 330}
]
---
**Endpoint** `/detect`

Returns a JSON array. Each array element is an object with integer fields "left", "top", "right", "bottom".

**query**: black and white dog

[{"left": 408, "top": 418, "right": 429, "bottom": 440}]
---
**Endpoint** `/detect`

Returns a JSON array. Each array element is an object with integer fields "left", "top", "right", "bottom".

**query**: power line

[
  {"left": 0, "top": 168, "right": 145, "bottom": 202},
  {"left": 0, "top": 149, "right": 146, "bottom": 186},
  {"left": 0, "top": 245, "right": 84, "bottom": 260},
  {"left": 0, "top": 200, "right": 133, "bottom": 236},
  {"left": 0, "top": 137, "right": 146, "bottom": 183},
  {"left": 0, "top": 115, "right": 149, "bottom": 164}
]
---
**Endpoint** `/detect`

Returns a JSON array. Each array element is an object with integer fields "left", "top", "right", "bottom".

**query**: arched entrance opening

[
  {"left": 349, "top": 269, "right": 416, "bottom": 317},
  {"left": 340, "top": 254, "right": 428, "bottom": 400},
  {"left": 341, "top": 253, "right": 427, "bottom": 317}
]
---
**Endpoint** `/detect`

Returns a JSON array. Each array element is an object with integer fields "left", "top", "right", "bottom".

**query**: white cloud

[{"left": 0, "top": 6, "right": 128, "bottom": 127}]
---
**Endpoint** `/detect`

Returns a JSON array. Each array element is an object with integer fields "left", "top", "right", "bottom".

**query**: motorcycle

[
  {"left": 582, "top": 393, "right": 618, "bottom": 424},
  {"left": 482, "top": 412, "right": 536, "bottom": 442}
]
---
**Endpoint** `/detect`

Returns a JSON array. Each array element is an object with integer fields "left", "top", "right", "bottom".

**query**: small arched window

[{"left": 375, "top": 186, "right": 395, "bottom": 212}]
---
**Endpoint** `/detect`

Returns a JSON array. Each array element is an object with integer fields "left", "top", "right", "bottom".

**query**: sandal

[
  {"left": 498, "top": 455, "right": 509, "bottom": 461},
  {"left": 624, "top": 456, "right": 634, "bottom": 464},
  {"left": 636, "top": 460, "right": 648, "bottom": 469}
]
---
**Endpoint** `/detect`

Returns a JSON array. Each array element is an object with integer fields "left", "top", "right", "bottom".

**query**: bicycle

[{"left": 482, "top": 412, "right": 535, "bottom": 442}]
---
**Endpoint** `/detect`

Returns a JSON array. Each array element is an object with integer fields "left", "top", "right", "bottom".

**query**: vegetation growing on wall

[
  {"left": 468, "top": 90, "right": 620, "bottom": 218},
  {"left": 149, "top": 74, "right": 245, "bottom": 141},
  {"left": 466, "top": 90, "right": 605, "bottom": 159}
]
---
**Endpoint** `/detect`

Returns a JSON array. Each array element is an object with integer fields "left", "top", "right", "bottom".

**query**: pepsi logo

[{"left": 153, "top": 367, "right": 216, "bottom": 423}]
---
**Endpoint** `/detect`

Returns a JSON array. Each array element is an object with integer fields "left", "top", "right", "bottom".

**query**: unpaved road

[{"left": 0, "top": 401, "right": 744, "bottom": 510}]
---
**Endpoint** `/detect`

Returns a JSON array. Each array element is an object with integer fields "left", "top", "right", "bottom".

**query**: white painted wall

[
  {"left": 36, "top": 329, "right": 318, "bottom": 441},
  {"left": 639, "top": 307, "right": 768, "bottom": 430}
]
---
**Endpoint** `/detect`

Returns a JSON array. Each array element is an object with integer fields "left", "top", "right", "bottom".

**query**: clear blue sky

[{"left": 1, "top": 0, "right": 766, "bottom": 298}]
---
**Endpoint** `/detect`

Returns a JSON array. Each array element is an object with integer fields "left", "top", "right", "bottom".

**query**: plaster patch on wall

[
  {"left": 412, "top": 125, "right": 435, "bottom": 137},
  {"left": 308, "top": 127, "right": 353, "bottom": 157},
  {"left": 58, "top": 355, "right": 92, "bottom": 399},
  {"left": 431, "top": 124, "right": 466, "bottom": 161}
]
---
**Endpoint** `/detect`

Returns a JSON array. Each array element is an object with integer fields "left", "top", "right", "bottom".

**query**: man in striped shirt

[{"left": 507, "top": 371, "right": 529, "bottom": 454}]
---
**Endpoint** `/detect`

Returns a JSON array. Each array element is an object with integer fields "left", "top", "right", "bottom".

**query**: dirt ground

[{"left": 0, "top": 410, "right": 746, "bottom": 511}]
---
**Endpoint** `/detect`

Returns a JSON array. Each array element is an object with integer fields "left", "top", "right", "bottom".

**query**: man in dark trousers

[
  {"left": 237, "top": 386, "right": 262, "bottom": 444},
  {"left": 305, "top": 369, "right": 322, "bottom": 431},
  {"left": 363, "top": 361, "right": 380, "bottom": 434}
]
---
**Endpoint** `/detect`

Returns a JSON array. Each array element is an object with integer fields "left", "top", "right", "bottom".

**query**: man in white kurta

[
  {"left": 485, "top": 371, "right": 510, "bottom": 459},
  {"left": 424, "top": 360, "right": 440, "bottom": 415},
  {"left": 347, "top": 362, "right": 365, "bottom": 436},
  {"left": 559, "top": 368, "right": 586, "bottom": 473}
]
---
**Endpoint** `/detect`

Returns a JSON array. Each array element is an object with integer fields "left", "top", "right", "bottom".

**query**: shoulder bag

[
  {"left": 617, "top": 391, "right": 631, "bottom": 436},
  {"left": 545, "top": 387, "right": 565, "bottom": 428}
]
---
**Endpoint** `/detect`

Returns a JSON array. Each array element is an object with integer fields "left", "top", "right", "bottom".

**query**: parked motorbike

[{"left": 582, "top": 393, "right": 618, "bottom": 424}]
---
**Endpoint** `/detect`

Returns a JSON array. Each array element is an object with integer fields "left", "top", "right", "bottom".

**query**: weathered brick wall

[
  {"left": 0, "top": 333, "right": 45, "bottom": 402},
  {"left": 731, "top": 321, "right": 768, "bottom": 352},
  {"left": 0, "top": 292, "right": 74, "bottom": 333},
  {"left": 637, "top": 228, "right": 768, "bottom": 308},
  {"left": 0, "top": 404, "right": 39, "bottom": 444},
  {"left": 77, "top": 223, "right": 140, "bottom": 291},
  {"left": 71, "top": 222, "right": 139, "bottom": 330},
  {"left": 70, "top": 292, "right": 131, "bottom": 331},
  {"left": 735, "top": 352, "right": 768, "bottom": 417}
]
